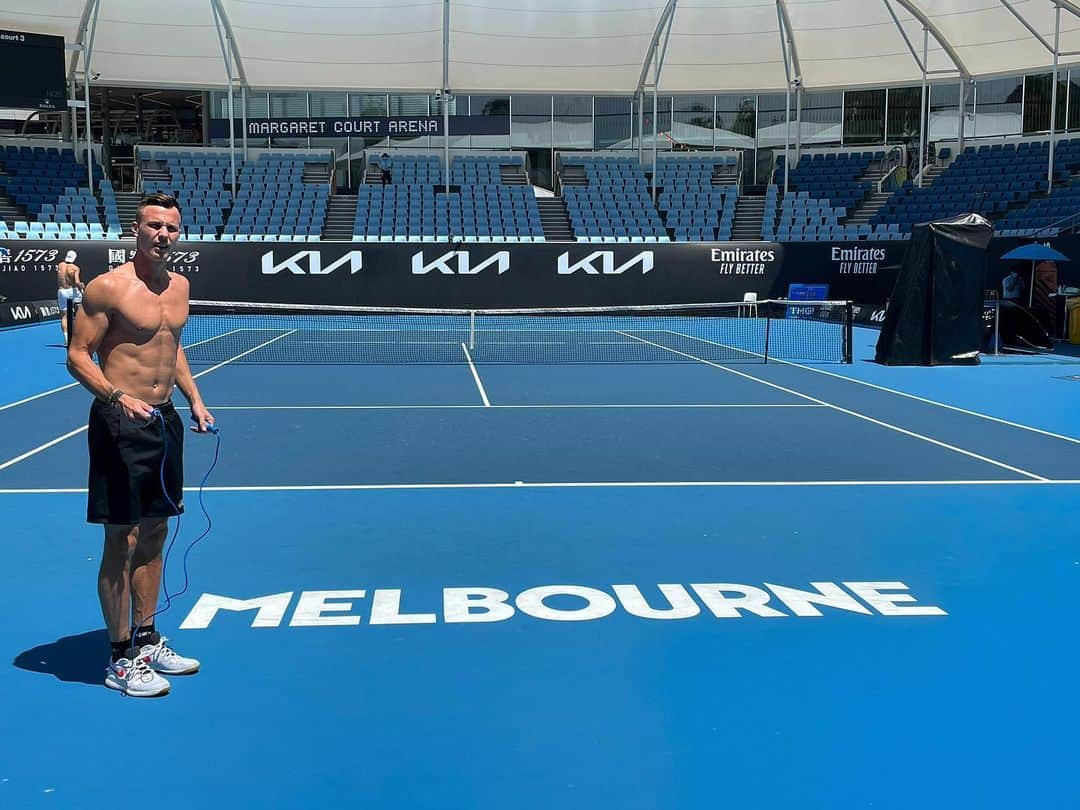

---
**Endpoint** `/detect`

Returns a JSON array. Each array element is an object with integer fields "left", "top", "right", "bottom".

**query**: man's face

[{"left": 133, "top": 205, "right": 181, "bottom": 263}]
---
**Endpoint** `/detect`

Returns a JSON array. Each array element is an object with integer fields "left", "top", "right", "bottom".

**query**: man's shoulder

[
  {"left": 167, "top": 270, "right": 190, "bottom": 291},
  {"left": 85, "top": 264, "right": 133, "bottom": 300}
]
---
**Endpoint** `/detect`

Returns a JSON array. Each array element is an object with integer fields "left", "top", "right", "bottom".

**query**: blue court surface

[{"left": 2, "top": 320, "right": 1079, "bottom": 809}]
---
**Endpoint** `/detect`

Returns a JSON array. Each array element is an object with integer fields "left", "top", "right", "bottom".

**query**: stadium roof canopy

[{"left": 3, "top": 0, "right": 1080, "bottom": 95}]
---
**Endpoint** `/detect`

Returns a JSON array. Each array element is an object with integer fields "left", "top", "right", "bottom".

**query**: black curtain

[{"left": 876, "top": 214, "right": 994, "bottom": 365}]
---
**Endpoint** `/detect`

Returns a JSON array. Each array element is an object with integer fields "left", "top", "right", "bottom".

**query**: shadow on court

[{"left": 13, "top": 628, "right": 108, "bottom": 686}]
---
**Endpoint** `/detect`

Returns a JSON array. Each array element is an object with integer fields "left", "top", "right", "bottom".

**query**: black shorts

[{"left": 87, "top": 398, "right": 184, "bottom": 525}]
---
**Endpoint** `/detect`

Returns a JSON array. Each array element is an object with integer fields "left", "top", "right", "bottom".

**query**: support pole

[
  {"left": 918, "top": 27, "right": 928, "bottom": 188},
  {"left": 1050, "top": 0, "right": 1062, "bottom": 193},
  {"left": 957, "top": 77, "right": 967, "bottom": 157},
  {"left": 83, "top": 76, "right": 92, "bottom": 187},
  {"left": 442, "top": 0, "right": 451, "bottom": 196},
  {"left": 212, "top": 3, "right": 237, "bottom": 197},
  {"left": 784, "top": 82, "right": 791, "bottom": 195},
  {"left": 651, "top": 81, "right": 659, "bottom": 203},
  {"left": 226, "top": 64, "right": 236, "bottom": 198},
  {"left": 241, "top": 84, "right": 248, "bottom": 165},
  {"left": 69, "top": 74, "right": 77, "bottom": 150},
  {"left": 794, "top": 86, "right": 802, "bottom": 165},
  {"left": 83, "top": 0, "right": 102, "bottom": 189},
  {"left": 777, "top": 2, "right": 792, "bottom": 194},
  {"left": 638, "top": 92, "right": 644, "bottom": 165}
]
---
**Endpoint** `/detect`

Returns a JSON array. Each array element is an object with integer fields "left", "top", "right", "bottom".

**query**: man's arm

[
  {"left": 74, "top": 265, "right": 84, "bottom": 291},
  {"left": 66, "top": 277, "right": 155, "bottom": 421},
  {"left": 175, "top": 344, "right": 214, "bottom": 432}
]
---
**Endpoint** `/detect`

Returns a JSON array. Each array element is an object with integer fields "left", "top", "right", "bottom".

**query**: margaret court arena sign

[
  {"left": 208, "top": 115, "right": 511, "bottom": 140},
  {"left": 0, "top": 239, "right": 909, "bottom": 309}
]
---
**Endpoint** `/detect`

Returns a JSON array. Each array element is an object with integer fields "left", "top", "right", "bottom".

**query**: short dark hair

[{"left": 136, "top": 192, "right": 182, "bottom": 223}]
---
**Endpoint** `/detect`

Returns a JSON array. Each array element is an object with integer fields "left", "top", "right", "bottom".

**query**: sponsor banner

[
  {"left": 0, "top": 240, "right": 782, "bottom": 309},
  {"left": 779, "top": 242, "right": 909, "bottom": 305},
  {"left": 3, "top": 237, "right": 1071, "bottom": 310},
  {"left": 208, "top": 115, "right": 509, "bottom": 140},
  {"left": 0, "top": 298, "right": 61, "bottom": 327},
  {"left": 852, "top": 303, "right": 888, "bottom": 327}
]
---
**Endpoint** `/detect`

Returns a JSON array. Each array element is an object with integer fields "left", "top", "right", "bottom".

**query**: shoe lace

[
  {"left": 152, "top": 637, "right": 179, "bottom": 661},
  {"left": 125, "top": 655, "right": 155, "bottom": 681}
]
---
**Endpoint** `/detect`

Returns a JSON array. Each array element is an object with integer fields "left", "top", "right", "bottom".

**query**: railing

[{"left": 1034, "top": 208, "right": 1080, "bottom": 238}]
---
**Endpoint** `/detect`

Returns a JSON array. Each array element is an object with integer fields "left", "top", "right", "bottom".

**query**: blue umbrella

[
  {"left": 1000, "top": 243, "right": 1071, "bottom": 262},
  {"left": 1000, "top": 243, "right": 1071, "bottom": 306}
]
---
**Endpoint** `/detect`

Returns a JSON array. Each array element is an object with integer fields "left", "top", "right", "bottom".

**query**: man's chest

[{"left": 113, "top": 289, "right": 188, "bottom": 335}]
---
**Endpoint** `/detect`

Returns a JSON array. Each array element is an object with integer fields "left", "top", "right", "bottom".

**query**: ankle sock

[
  {"left": 132, "top": 623, "right": 160, "bottom": 649},
  {"left": 111, "top": 640, "right": 133, "bottom": 663}
]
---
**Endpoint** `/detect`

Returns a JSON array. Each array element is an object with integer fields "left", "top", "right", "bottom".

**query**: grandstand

[
  {"left": 3, "top": 136, "right": 1080, "bottom": 243},
  {"left": 0, "top": 4, "right": 1079, "bottom": 247}
]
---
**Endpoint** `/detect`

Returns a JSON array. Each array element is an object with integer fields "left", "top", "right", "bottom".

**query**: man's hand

[
  {"left": 189, "top": 401, "right": 216, "bottom": 433},
  {"left": 118, "top": 394, "right": 157, "bottom": 423}
]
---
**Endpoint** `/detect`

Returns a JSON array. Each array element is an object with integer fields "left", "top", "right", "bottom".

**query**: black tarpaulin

[{"left": 875, "top": 214, "right": 994, "bottom": 366}]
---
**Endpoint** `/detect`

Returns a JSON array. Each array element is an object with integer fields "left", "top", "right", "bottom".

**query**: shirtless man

[
  {"left": 67, "top": 192, "right": 215, "bottom": 698},
  {"left": 56, "top": 250, "right": 84, "bottom": 343}
]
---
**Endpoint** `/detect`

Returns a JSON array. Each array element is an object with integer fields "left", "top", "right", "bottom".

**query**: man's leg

[
  {"left": 100, "top": 522, "right": 171, "bottom": 696},
  {"left": 130, "top": 517, "right": 167, "bottom": 634},
  {"left": 130, "top": 516, "right": 200, "bottom": 675},
  {"left": 98, "top": 523, "right": 139, "bottom": 646}
]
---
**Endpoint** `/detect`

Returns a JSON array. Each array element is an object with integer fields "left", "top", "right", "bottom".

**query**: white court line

[
  {"left": 0, "top": 381, "right": 81, "bottom": 412},
  {"left": 0, "top": 426, "right": 90, "bottom": 472},
  {"left": 3, "top": 478, "right": 1078, "bottom": 495},
  {"left": 170, "top": 403, "right": 826, "bottom": 410},
  {"left": 460, "top": 343, "right": 491, "bottom": 406},
  {"left": 618, "top": 331, "right": 1048, "bottom": 482},
  {"left": 0, "top": 329, "right": 298, "bottom": 472},
  {"left": 0, "top": 327, "right": 246, "bottom": 413},
  {"left": 670, "top": 329, "right": 1080, "bottom": 447}
]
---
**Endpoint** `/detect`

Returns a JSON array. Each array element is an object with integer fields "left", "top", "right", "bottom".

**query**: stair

[
  {"left": 322, "top": 194, "right": 357, "bottom": 241},
  {"left": 711, "top": 164, "right": 740, "bottom": 187},
  {"left": 140, "top": 160, "right": 171, "bottom": 188},
  {"left": 918, "top": 164, "right": 946, "bottom": 186},
  {"left": 732, "top": 195, "right": 765, "bottom": 240},
  {"left": 114, "top": 192, "right": 141, "bottom": 238},
  {"left": 303, "top": 162, "right": 331, "bottom": 185},
  {"left": 846, "top": 191, "right": 892, "bottom": 225},
  {"left": 500, "top": 164, "right": 528, "bottom": 185},
  {"left": 0, "top": 167, "right": 27, "bottom": 227},
  {"left": 559, "top": 165, "right": 587, "bottom": 188},
  {"left": 538, "top": 198, "right": 574, "bottom": 241}
]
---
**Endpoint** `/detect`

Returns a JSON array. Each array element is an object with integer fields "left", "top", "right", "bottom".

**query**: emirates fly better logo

[
  {"left": 709, "top": 247, "right": 777, "bottom": 275},
  {"left": 831, "top": 246, "right": 887, "bottom": 275}
]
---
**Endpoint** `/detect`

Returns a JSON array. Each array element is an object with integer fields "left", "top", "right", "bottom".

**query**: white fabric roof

[{"left": 2, "top": 1, "right": 1079, "bottom": 94}]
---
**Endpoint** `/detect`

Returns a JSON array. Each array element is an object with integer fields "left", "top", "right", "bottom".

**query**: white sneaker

[
  {"left": 105, "top": 655, "right": 171, "bottom": 697},
  {"left": 140, "top": 636, "right": 200, "bottom": 675}
]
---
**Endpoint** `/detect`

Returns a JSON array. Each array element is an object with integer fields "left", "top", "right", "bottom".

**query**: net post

[
  {"left": 844, "top": 301, "right": 853, "bottom": 364},
  {"left": 469, "top": 310, "right": 476, "bottom": 350},
  {"left": 993, "top": 298, "right": 1000, "bottom": 357},
  {"left": 762, "top": 301, "right": 771, "bottom": 364}
]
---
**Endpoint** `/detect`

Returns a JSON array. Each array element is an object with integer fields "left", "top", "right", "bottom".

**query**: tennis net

[{"left": 181, "top": 299, "right": 853, "bottom": 364}]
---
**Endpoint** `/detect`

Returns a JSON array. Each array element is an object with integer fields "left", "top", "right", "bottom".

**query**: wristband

[{"left": 106, "top": 388, "right": 125, "bottom": 406}]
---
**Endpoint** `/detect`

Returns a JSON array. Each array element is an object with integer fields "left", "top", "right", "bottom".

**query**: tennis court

[{"left": 2, "top": 311, "right": 1079, "bottom": 808}]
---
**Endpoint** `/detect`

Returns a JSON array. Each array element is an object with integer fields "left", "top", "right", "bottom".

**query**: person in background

[
  {"left": 56, "top": 250, "right": 84, "bottom": 344},
  {"left": 1002, "top": 266, "right": 1025, "bottom": 302}
]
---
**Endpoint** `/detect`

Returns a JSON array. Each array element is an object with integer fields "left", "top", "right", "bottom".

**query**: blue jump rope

[{"left": 130, "top": 409, "right": 220, "bottom": 645}]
